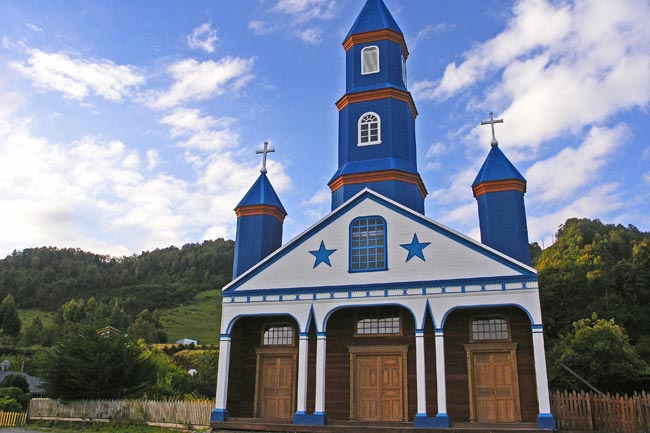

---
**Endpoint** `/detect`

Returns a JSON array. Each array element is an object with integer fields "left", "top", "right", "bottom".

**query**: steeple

[
  {"left": 472, "top": 114, "right": 531, "bottom": 265},
  {"left": 329, "top": 0, "right": 426, "bottom": 213},
  {"left": 344, "top": 0, "right": 403, "bottom": 40},
  {"left": 232, "top": 146, "right": 286, "bottom": 278}
]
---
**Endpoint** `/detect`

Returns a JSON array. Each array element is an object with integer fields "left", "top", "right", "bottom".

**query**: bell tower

[
  {"left": 329, "top": 0, "right": 426, "bottom": 213},
  {"left": 473, "top": 113, "right": 531, "bottom": 265}
]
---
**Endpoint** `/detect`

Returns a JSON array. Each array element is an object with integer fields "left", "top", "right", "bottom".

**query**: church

[{"left": 211, "top": 0, "right": 555, "bottom": 430}]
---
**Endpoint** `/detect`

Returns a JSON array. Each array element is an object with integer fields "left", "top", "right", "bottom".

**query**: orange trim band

[
  {"left": 336, "top": 88, "right": 418, "bottom": 118},
  {"left": 328, "top": 169, "right": 427, "bottom": 198},
  {"left": 472, "top": 179, "right": 527, "bottom": 198},
  {"left": 343, "top": 29, "right": 409, "bottom": 60},
  {"left": 235, "top": 204, "right": 287, "bottom": 222}
]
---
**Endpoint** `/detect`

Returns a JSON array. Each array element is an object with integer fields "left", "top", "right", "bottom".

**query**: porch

[{"left": 212, "top": 418, "right": 548, "bottom": 433}]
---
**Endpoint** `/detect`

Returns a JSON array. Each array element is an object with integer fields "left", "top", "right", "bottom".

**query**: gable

[{"left": 224, "top": 190, "right": 535, "bottom": 293}]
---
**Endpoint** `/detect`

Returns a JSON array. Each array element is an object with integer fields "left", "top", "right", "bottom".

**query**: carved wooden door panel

[
  {"left": 258, "top": 355, "right": 294, "bottom": 419},
  {"left": 357, "top": 355, "right": 404, "bottom": 421},
  {"left": 472, "top": 351, "right": 520, "bottom": 423}
]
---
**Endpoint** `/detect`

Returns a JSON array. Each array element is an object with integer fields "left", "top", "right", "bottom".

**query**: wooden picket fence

[
  {"left": 551, "top": 390, "right": 650, "bottom": 432},
  {"left": 28, "top": 398, "right": 213, "bottom": 427},
  {"left": 0, "top": 411, "right": 27, "bottom": 427}
]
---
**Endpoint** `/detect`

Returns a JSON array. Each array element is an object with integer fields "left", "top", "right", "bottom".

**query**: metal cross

[
  {"left": 480, "top": 112, "right": 504, "bottom": 147},
  {"left": 256, "top": 141, "right": 275, "bottom": 174}
]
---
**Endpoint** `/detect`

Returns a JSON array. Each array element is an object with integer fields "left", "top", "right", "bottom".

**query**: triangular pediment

[{"left": 223, "top": 189, "right": 535, "bottom": 293}]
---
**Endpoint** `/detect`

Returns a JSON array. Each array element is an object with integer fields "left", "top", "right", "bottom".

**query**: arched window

[
  {"left": 470, "top": 317, "right": 510, "bottom": 341},
  {"left": 350, "top": 216, "right": 387, "bottom": 272},
  {"left": 401, "top": 54, "right": 407, "bottom": 87},
  {"left": 358, "top": 112, "right": 381, "bottom": 146},
  {"left": 361, "top": 46, "right": 379, "bottom": 74},
  {"left": 262, "top": 324, "right": 295, "bottom": 346}
]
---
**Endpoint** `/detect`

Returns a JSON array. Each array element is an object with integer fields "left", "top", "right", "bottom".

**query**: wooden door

[
  {"left": 471, "top": 351, "right": 520, "bottom": 423},
  {"left": 258, "top": 354, "right": 295, "bottom": 419},
  {"left": 356, "top": 354, "right": 404, "bottom": 421}
]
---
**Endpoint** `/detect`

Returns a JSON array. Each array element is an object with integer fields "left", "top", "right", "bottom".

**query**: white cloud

[
  {"left": 297, "top": 27, "right": 323, "bottom": 44},
  {"left": 410, "top": 22, "right": 455, "bottom": 49},
  {"left": 526, "top": 124, "right": 630, "bottom": 203},
  {"left": 186, "top": 22, "right": 218, "bottom": 53},
  {"left": 273, "top": 0, "right": 337, "bottom": 23},
  {"left": 25, "top": 23, "right": 44, "bottom": 33},
  {"left": 250, "top": 0, "right": 338, "bottom": 44},
  {"left": 249, "top": 20, "right": 275, "bottom": 35},
  {"left": 643, "top": 172, "right": 650, "bottom": 184},
  {"left": 0, "top": 95, "right": 290, "bottom": 258},
  {"left": 160, "top": 108, "right": 239, "bottom": 151},
  {"left": 11, "top": 48, "right": 144, "bottom": 102},
  {"left": 528, "top": 183, "right": 623, "bottom": 245},
  {"left": 148, "top": 57, "right": 254, "bottom": 109},
  {"left": 418, "top": 0, "right": 650, "bottom": 152},
  {"left": 415, "top": 0, "right": 572, "bottom": 101},
  {"left": 146, "top": 149, "right": 160, "bottom": 171},
  {"left": 160, "top": 108, "right": 234, "bottom": 137}
]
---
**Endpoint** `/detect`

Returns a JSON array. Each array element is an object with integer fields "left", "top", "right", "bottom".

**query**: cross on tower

[
  {"left": 480, "top": 112, "right": 504, "bottom": 147},
  {"left": 256, "top": 141, "right": 275, "bottom": 174}
]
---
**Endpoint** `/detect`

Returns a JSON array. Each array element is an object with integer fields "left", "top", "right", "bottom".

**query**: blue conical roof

[
  {"left": 236, "top": 173, "right": 287, "bottom": 214},
  {"left": 345, "top": 0, "right": 402, "bottom": 40},
  {"left": 472, "top": 145, "right": 526, "bottom": 186}
]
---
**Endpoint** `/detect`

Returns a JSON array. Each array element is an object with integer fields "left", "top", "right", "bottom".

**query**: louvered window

[{"left": 361, "top": 46, "right": 379, "bottom": 74}]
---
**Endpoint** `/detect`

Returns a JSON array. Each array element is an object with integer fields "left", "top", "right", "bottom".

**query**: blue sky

[{"left": 0, "top": 0, "right": 648, "bottom": 258}]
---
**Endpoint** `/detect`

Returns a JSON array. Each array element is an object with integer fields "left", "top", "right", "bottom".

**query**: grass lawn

[
  {"left": 25, "top": 420, "right": 209, "bottom": 432},
  {"left": 157, "top": 289, "right": 222, "bottom": 345},
  {"left": 17, "top": 308, "right": 56, "bottom": 327}
]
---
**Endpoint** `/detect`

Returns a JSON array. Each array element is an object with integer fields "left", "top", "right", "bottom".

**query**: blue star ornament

[
  {"left": 400, "top": 233, "right": 431, "bottom": 262},
  {"left": 309, "top": 240, "right": 337, "bottom": 268}
]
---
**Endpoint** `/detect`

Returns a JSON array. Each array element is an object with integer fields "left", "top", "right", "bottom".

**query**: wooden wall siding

[
  {"left": 306, "top": 326, "right": 317, "bottom": 414},
  {"left": 324, "top": 307, "right": 417, "bottom": 421},
  {"left": 227, "top": 315, "right": 298, "bottom": 418},
  {"left": 423, "top": 313, "right": 439, "bottom": 416},
  {"left": 443, "top": 307, "right": 538, "bottom": 423}
]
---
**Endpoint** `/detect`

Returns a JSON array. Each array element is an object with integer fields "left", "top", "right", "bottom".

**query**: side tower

[
  {"left": 232, "top": 143, "right": 286, "bottom": 278},
  {"left": 472, "top": 113, "right": 531, "bottom": 265},
  {"left": 329, "top": 0, "right": 426, "bottom": 213}
]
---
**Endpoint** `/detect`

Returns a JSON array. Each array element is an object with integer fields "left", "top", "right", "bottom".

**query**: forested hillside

[
  {"left": 0, "top": 239, "right": 234, "bottom": 312},
  {"left": 535, "top": 218, "right": 650, "bottom": 343}
]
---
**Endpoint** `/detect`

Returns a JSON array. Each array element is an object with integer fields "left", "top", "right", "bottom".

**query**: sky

[{"left": 0, "top": 0, "right": 649, "bottom": 259}]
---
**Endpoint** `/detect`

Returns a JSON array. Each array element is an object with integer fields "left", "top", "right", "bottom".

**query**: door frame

[
  {"left": 464, "top": 342, "right": 522, "bottom": 423},
  {"left": 348, "top": 344, "right": 409, "bottom": 422},
  {"left": 253, "top": 347, "right": 298, "bottom": 419}
]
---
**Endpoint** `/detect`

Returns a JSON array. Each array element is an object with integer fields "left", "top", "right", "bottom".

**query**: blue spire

[
  {"left": 236, "top": 172, "right": 286, "bottom": 214},
  {"left": 345, "top": 0, "right": 402, "bottom": 40},
  {"left": 472, "top": 145, "right": 526, "bottom": 187}
]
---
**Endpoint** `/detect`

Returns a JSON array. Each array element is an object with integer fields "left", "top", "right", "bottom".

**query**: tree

[
  {"left": 0, "top": 387, "right": 29, "bottom": 411},
  {"left": 550, "top": 315, "right": 647, "bottom": 393},
  {"left": 127, "top": 309, "right": 167, "bottom": 344},
  {"left": 0, "top": 374, "right": 30, "bottom": 393},
  {"left": 41, "top": 325, "right": 156, "bottom": 399},
  {"left": 0, "top": 295, "right": 21, "bottom": 337},
  {"left": 23, "top": 316, "right": 43, "bottom": 346}
]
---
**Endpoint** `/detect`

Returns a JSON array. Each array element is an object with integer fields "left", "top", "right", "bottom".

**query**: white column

[
  {"left": 434, "top": 329, "right": 447, "bottom": 415},
  {"left": 415, "top": 330, "right": 427, "bottom": 415},
  {"left": 315, "top": 332, "right": 327, "bottom": 414},
  {"left": 532, "top": 325, "right": 552, "bottom": 414},
  {"left": 215, "top": 335, "right": 231, "bottom": 410},
  {"left": 296, "top": 333, "right": 309, "bottom": 414}
]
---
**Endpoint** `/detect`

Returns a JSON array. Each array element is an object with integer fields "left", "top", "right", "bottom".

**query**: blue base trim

[
  {"left": 294, "top": 412, "right": 327, "bottom": 425},
  {"left": 414, "top": 413, "right": 449, "bottom": 428},
  {"left": 210, "top": 408, "right": 229, "bottom": 422},
  {"left": 537, "top": 413, "right": 555, "bottom": 430}
]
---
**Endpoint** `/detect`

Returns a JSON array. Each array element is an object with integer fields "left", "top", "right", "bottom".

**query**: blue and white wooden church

[{"left": 212, "top": 0, "right": 555, "bottom": 430}]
